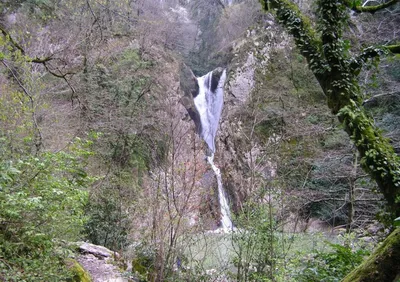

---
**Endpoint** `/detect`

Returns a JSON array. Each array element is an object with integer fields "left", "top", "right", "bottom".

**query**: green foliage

[
  {"left": 0, "top": 137, "right": 94, "bottom": 281},
  {"left": 232, "top": 200, "right": 281, "bottom": 281},
  {"left": 131, "top": 243, "right": 156, "bottom": 282},
  {"left": 83, "top": 191, "right": 130, "bottom": 251},
  {"left": 295, "top": 242, "right": 369, "bottom": 282}
]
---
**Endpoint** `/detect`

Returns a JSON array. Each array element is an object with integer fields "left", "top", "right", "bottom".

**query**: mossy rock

[
  {"left": 132, "top": 258, "right": 147, "bottom": 275},
  {"left": 66, "top": 259, "right": 92, "bottom": 282}
]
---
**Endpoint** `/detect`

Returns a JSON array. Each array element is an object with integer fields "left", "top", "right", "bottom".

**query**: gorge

[{"left": 0, "top": 0, "right": 399, "bottom": 281}]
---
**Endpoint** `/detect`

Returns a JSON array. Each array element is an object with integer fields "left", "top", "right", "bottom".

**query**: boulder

[{"left": 79, "top": 242, "right": 114, "bottom": 259}]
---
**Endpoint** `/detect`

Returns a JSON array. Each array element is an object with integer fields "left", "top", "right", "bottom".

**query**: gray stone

[{"left": 79, "top": 242, "right": 113, "bottom": 258}]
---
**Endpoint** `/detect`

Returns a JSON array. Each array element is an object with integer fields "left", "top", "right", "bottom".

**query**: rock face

[
  {"left": 177, "top": 10, "right": 294, "bottom": 221},
  {"left": 77, "top": 243, "right": 128, "bottom": 282}
]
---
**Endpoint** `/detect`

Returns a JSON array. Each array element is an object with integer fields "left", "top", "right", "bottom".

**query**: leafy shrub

[
  {"left": 231, "top": 201, "right": 280, "bottom": 281},
  {"left": 83, "top": 191, "right": 130, "bottom": 251},
  {"left": 0, "top": 138, "right": 94, "bottom": 281},
  {"left": 131, "top": 243, "right": 156, "bottom": 282},
  {"left": 295, "top": 242, "right": 369, "bottom": 282}
]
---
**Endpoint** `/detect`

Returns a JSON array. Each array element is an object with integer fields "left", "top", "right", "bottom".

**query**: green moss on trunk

[
  {"left": 345, "top": 0, "right": 400, "bottom": 13},
  {"left": 259, "top": 0, "right": 400, "bottom": 217},
  {"left": 342, "top": 229, "right": 400, "bottom": 282}
]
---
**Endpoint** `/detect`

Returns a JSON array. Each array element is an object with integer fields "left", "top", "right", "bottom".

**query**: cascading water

[
  {"left": 193, "top": 69, "right": 233, "bottom": 231},
  {"left": 207, "top": 154, "right": 233, "bottom": 231}
]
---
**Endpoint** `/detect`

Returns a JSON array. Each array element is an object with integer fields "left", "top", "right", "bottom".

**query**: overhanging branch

[
  {"left": 1, "top": 25, "right": 53, "bottom": 63},
  {"left": 346, "top": 0, "right": 399, "bottom": 13},
  {"left": 0, "top": 25, "right": 25, "bottom": 54},
  {"left": 260, "top": 0, "right": 327, "bottom": 74}
]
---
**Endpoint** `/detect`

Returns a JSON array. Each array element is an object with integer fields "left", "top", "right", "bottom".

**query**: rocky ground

[{"left": 77, "top": 243, "right": 130, "bottom": 282}]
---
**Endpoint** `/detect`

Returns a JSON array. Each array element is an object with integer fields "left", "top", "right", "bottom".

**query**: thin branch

[
  {"left": 347, "top": 0, "right": 400, "bottom": 13},
  {"left": 363, "top": 91, "right": 400, "bottom": 105},
  {"left": 0, "top": 25, "right": 53, "bottom": 63},
  {"left": 1, "top": 60, "right": 43, "bottom": 153},
  {"left": 0, "top": 25, "right": 25, "bottom": 54}
]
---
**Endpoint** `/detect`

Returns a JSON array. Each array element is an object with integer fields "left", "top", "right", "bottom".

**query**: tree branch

[
  {"left": 346, "top": 0, "right": 400, "bottom": 13},
  {"left": 1, "top": 60, "right": 43, "bottom": 153},
  {"left": 29, "top": 57, "right": 53, "bottom": 63},
  {"left": 0, "top": 25, "right": 25, "bottom": 54},
  {"left": 350, "top": 46, "right": 386, "bottom": 73},
  {"left": 1, "top": 25, "right": 81, "bottom": 105},
  {"left": 259, "top": 0, "right": 400, "bottom": 217},
  {"left": 386, "top": 43, "right": 400, "bottom": 53},
  {"left": 363, "top": 91, "right": 400, "bottom": 105},
  {"left": 1, "top": 25, "right": 53, "bottom": 63},
  {"left": 260, "top": 0, "right": 327, "bottom": 74}
]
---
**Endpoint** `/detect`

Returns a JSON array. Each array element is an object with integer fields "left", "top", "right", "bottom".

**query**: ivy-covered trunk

[
  {"left": 259, "top": 0, "right": 400, "bottom": 280},
  {"left": 259, "top": 0, "right": 400, "bottom": 217}
]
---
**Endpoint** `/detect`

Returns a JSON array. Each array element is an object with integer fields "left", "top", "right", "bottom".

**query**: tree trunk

[
  {"left": 258, "top": 0, "right": 400, "bottom": 279},
  {"left": 259, "top": 0, "right": 400, "bottom": 217},
  {"left": 342, "top": 228, "right": 400, "bottom": 282}
]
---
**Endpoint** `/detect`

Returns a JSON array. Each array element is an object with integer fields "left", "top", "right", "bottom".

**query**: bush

[
  {"left": 0, "top": 137, "right": 94, "bottom": 281},
  {"left": 83, "top": 191, "right": 130, "bottom": 250},
  {"left": 295, "top": 242, "right": 369, "bottom": 282}
]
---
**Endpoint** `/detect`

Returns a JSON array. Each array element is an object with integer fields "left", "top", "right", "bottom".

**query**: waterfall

[
  {"left": 193, "top": 69, "right": 233, "bottom": 231},
  {"left": 207, "top": 154, "right": 233, "bottom": 231},
  {"left": 194, "top": 69, "right": 225, "bottom": 155}
]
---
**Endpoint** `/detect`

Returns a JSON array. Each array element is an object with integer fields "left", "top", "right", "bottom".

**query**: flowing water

[
  {"left": 194, "top": 69, "right": 233, "bottom": 231},
  {"left": 194, "top": 70, "right": 225, "bottom": 154},
  {"left": 207, "top": 154, "right": 233, "bottom": 231}
]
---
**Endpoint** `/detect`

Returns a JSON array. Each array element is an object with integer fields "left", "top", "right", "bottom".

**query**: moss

[
  {"left": 342, "top": 228, "right": 400, "bottom": 282},
  {"left": 66, "top": 259, "right": 92, "bottom": 282},
  {"left": 132, "top": 258, "right": 148, "bottom": 275},
  {"left": 387, "top": 44, "right": 400, "bottom": 54},
  {"left": 346, "top": 0, "right": 400, "bottom": 13}
]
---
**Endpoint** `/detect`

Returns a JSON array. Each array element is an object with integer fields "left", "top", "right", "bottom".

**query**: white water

[
  {"left": 194, "top": 70, "right": 225, "bottom": 154},
  {"left": 207, "top": 154, "right": 233, "bottom": 231},
  {"left": 193, "top": 69, "right": 233, "bottom": 231}
]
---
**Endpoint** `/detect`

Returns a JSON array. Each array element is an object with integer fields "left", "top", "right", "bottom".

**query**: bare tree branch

[
  {"left": 0, "top": 25, "right": 53, "bottom": 63},
  {"left": 1, "top": 60, "right": 43, "bottom": 153}
]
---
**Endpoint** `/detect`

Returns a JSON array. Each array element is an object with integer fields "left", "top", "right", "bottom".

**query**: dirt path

[{"left": 77, "top": 243, "right": 129, "bottom": 282}]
